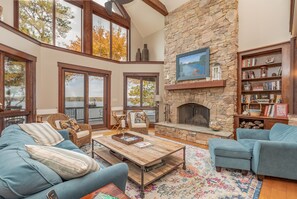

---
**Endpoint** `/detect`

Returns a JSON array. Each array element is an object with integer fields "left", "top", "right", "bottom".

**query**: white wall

[
  {"left": 238, "top": 0, "right": 291, "bottom": 51},
  {"left": 143, "top": 29, "right": 165, "bottom": 61},
  {"left": 130, "top": 22, "right": 143, "bottom": 61},
  {"left": 0, "top": 0, "right": 13, "bottom": 26}
]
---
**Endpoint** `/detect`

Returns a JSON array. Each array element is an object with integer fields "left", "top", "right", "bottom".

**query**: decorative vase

[
  {"left": 136, "top": 48, "right": 141, "bottom": 61},
  {"left": 141, "top": 44, "right": 149, "bottom": 61}
]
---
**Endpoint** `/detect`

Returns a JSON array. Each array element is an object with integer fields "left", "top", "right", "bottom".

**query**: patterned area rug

[{"left": 81, "top": 141, "right": 262, "bottom": 199}]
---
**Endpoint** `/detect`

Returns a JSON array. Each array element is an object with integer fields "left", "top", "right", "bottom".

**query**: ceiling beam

[
  {"left": 142, "top": 0, "right": 168, "bottom": 16},
  {"left": 290, "top": 0, "right": 295, "bottom": 33}
]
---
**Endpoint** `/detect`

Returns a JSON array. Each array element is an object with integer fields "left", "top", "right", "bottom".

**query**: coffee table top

[{"left": 92, "top": 131, "right": 185, "bottom": 166}]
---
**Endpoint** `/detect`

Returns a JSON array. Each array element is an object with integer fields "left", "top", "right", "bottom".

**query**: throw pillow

[
  {"left": 25, "top": 145, "right": 100, "bottom": 180},
  {"left": 19, "top": 123, "right": 64, "bottom": 146},
  {"left": 134, "top": 112, "right": 146, "bottom": 123},
  {"left": 60, "top": 118, "right": 81, "bottom": 132}
]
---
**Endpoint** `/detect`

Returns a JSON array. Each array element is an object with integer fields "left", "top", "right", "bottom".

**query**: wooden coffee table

[{"left": 92, "top": 131, "right": 186, "bottom": 198}]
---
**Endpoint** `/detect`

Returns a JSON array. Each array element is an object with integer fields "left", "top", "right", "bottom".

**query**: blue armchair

[{"left": 237, "top": 123, "right": 297, "bottom": 180}]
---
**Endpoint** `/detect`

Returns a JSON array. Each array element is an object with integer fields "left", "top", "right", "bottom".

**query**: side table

[{"left": 81, "top": 183, "right": 130, "bottom": 199}]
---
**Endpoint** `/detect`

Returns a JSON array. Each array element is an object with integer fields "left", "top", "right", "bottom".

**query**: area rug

[{"left": 81, "top": 141, "right": 262, "bottom": 199}]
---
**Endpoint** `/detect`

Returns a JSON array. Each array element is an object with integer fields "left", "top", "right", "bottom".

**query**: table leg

[
  {"left": 140, "top": 166, "right": 145, "bottom": 199},
  {"left": 183, "top": 147, "right": 186, "bottom": 170},
  {"left": 92, "top": 139, "right": 94, "bottom": 158}
]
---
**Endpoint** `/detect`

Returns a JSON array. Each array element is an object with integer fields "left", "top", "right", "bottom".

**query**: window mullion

[
  {"left": 110, "top": 22, "right": 112, "bottom": 60},
  {"left": 53, "top": 0, "right": 56, "bottom": 46},
  {"left": 140, "top": 77, "right": 143, "bottom": 108}
]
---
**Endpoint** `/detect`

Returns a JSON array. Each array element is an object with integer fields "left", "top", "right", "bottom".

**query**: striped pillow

[
  {"left": 19, "top": 123, "right": 64, "bottom": 146},
  {"left": 25, "top": 145, "right": 100, "bottom": 180}
]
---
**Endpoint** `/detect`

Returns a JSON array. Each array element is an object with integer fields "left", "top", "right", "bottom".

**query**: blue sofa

[
  {"left": 0, "top": 125, "right": 129, "bottom": 199},
  {"left": 237, "top": 123, "right": 297, "bottom": 180}
]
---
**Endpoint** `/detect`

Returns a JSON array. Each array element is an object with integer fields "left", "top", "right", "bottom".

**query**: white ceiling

[{"left": 124, "top": 0, "right": 190, "bottom": 38}]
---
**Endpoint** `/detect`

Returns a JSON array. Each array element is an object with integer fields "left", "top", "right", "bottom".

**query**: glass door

[
  {"left": 64, "top": 72, "right": 85, "bottom": 123},
  {"left": 62, "top": 69, "right": 108, "bottom": 129},
  {"left": 88, "top": 75, "right": 105, "bottom": 128}
]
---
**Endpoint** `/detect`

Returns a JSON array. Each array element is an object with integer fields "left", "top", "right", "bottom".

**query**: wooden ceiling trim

[
  {"left": 142, "top": 0, "right": 168, "bottom": 16},
  {"left": 290, "top": 0, "right": 295, "bottom": 33}
]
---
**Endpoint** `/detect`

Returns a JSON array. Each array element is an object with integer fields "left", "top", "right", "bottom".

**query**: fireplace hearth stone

[{"left": 155, "top": 122, "right": 232, "bottom": 145}]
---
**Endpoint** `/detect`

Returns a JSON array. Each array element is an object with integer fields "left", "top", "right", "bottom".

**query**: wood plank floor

[{"left": 98, "top": 129, "right": 297, "bottom": 199}]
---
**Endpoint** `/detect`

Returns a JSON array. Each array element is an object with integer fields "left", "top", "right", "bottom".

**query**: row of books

[
  {"left": 250, "top": 80, "right": 281, "bottom": 91},
  {"left": 242, "top": 58, "right": 257, "bottom": 67},
  {"left": 241, "top": 94, "right": 282, "bottom": 104},
  {"left": 263, "top": 105, "right": 276, "bottom": 117}
]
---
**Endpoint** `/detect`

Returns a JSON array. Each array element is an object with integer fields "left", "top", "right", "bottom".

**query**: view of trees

[
  {"left": 19, "top": 0, "right": 127, "bottom": 60},
  {"left": 4, "top": 58, "right": 26, "bottom": 110},
  {"left": 19, "top": 0, "right": 74, "bottom": 45},
  {"left": 127, "top": 78, "right": 156, "bottom": 107}
]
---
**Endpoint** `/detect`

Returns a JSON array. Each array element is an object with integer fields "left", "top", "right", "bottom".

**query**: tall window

[
  {"left": 92, "top": 14, "right": 128, "bottom": 61},
  {"left": 18, "top": 0, "right": 82, "bottom": 52},
  {"left": 0, "top": 45, "right": 36, "bottom": 132},
  {"left": 124, "top": 73, "right": 159, "bottom": 123}
]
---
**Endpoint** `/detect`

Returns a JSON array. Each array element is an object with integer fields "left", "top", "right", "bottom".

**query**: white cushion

[
  {"left": 132, "top": 123, "right": 147, "bottom": 128},
  {"left": 19, "top": 123, "right": 64, "bottom": 146},
  {"left": 77, "top": 130, "right": 90, "bottom": 139},
  {"left": 54, "top": 120, "right": 62, "bottom": 129},
  {"left": 25, "top": 145, "right": 100, "bottom": 180}
]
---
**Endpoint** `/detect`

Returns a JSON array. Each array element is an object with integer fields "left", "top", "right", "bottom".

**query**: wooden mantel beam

[{"left": 142, "top": 0, "right": 168, "bottom": 16}]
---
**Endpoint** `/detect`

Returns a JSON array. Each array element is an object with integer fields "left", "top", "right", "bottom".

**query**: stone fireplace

[{"left": 178, "top": 103, "right": 210, "bottom": 127}]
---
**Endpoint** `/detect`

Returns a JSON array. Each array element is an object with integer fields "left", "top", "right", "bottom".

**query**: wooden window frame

[
  {"left": 58, "top": 62, "right": 112, "bottom": 129},
  {"left": 14, "top": 0, "right": 131, "bottom": 61},
  {"left": 123, "top": 72, "right": 159, "bottom": 122},
  {"left": 0, "top": 44, "right": 36, "bottom": 131}
]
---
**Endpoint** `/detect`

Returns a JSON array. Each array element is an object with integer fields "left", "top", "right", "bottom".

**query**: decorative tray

[{"left": 112, "top": 133, "right": 143, "bottom": 145}]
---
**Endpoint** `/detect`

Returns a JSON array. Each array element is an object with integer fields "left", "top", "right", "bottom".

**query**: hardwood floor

[{"left": 97, "top": 128, "right": 297, "bottom": 199}]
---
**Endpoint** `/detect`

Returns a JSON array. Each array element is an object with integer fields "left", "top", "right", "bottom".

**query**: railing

[{"left": 65, "top": 106, "right": 104, "bottom": 124}]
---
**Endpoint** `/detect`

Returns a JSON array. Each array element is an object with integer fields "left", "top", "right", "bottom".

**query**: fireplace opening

[{"left": 178, "top": 103, "right": 210, "bottom": 127}]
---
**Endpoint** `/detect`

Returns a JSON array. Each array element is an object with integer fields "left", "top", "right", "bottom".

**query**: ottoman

[{"left": 209, "top": 138, "right": 252, "bottom": 175}]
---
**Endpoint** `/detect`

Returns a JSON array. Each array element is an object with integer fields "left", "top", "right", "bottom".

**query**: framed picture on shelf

[{"left": 274, "top": 104, "right": 288, "bottom": 118}]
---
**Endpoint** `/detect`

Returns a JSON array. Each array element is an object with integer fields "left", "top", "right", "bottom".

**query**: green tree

[
  {"left": 4, "top": 59, "right": 26, "bottom": 109},
  {"left": 128, "top": 79, "right": 156, "bottom": 107},
  {"left": 19, "top": 0, "right": 74, "bottom": 44}
]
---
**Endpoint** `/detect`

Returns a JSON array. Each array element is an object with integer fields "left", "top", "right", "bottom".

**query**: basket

[{"left": 248, "top": 104, "right": 262, "bottom": 117}]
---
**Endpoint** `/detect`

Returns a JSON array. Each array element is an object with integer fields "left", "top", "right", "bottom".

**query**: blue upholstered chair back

[{"left": 270, "top": 123, "right": 297, "bottom": 143}]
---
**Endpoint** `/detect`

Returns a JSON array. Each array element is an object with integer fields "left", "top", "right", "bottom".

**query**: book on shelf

[
  {"left": 242, "top": 58, "right": 257, "bottom": 68},
  {"left": 145, "top": 160, "right": 165, "bottom": 172}
]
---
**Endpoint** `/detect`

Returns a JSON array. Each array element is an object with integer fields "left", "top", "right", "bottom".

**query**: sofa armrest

[
  {"left": 252, "top": 141, "right": 297, "bottom": 179},
  {"left": 57, "top": 130, "right": 69, "bottom": 140},
  {"left": 236, "top": 128, "right": 270, "bottom": 140},
  {"left": 26, "top": 163, "right": 129, "bottom": 199}
]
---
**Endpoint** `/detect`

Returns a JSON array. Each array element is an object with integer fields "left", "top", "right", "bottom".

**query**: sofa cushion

[
  {"left": 0, "top": 125, "right": 36, "bottom": 150},
  {"left": 282, "top": 126, "right": 297, "bottom": 143},
  {"left": 238, "top": 139, "right": 257, "bottom": 153},
  {"left": 19, "top": 123, "right": 64, "bottom": 146},
  {"left": 77, "top": 130, "right": 90, "bottom": 138},
  {"left": 0, "top": 149, "right": 62, "bottom": 199},
  {"left": 26, "top": 145, "right": 100, "bottom": 180},
  {"left": 209, "top": 138, "right": 251, "bottom": 159},
  {"left": 269, "top": 123, "right": 292, "bottom": 141},
  {"left": 55, "top": 140, "right": 80, "bottom": 151}
]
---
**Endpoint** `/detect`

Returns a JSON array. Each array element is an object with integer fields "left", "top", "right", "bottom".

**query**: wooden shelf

[
  {"left": 241, "top": 63, "right": 282, "bottom": 71},
  {"left": 242, "top": 90, "right": 281, "bottom": 93},
  {"left": 242, "top": 76, "right": 282, "bottom": 82},
  {"left": 235, "top": 114, "right": 288, "bottom": 121},
  {"left": 241, "top": 103, "right": 275, "bottom": 105},
  {"left": 165, "top": 80, "right": 226, "bottom": 91}
]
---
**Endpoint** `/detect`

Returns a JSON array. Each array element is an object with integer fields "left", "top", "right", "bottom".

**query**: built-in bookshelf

[{"left": 234, "top": 43, "right": 292, "bottom": 137}]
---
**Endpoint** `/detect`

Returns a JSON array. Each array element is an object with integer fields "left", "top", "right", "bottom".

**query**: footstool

[{"left": 208, "top": 138, "right": 252, "bottom": 175}]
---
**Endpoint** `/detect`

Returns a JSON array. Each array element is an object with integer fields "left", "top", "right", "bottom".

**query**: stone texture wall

[{"left": 164, "top": 0, "right": 238, "bottom": 132}]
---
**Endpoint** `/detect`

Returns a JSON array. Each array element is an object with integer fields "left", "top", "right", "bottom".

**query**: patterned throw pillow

[
  {"left": 19, "top": 123, "right": 64, "bottom": 146},
  {"left": 25, "top": 145, "right": 100, "bottom": 180},
  {"left": 134, "top": 112, "right": 146, "bottom": 123},
  {"left": 60, "top": 118, "right": 81, "bottom": 132}
]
